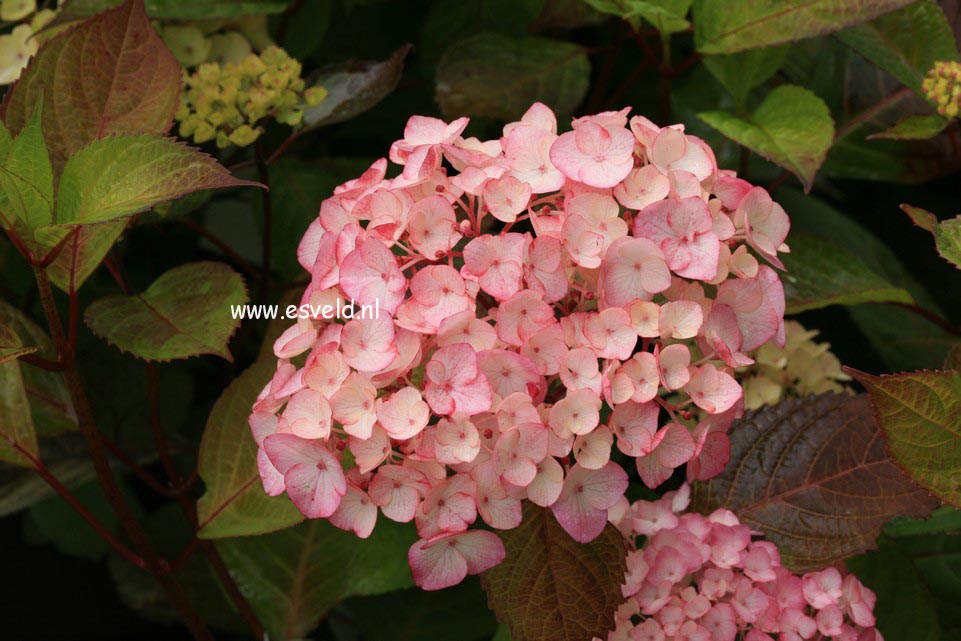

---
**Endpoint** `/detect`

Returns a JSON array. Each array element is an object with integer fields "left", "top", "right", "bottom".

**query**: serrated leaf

[
  {"left": 835, "top": 0, "right": 959, "bottom": 94},
  {"left": 84, "top": 262, "right": 248, "bottom": 362},
  {"left": 868, "top": 114, "right": 949, "bottom": 140},
  {"left": 0, "top": 324, "right": 38, "bottom": 468},
  {"left": 702, "top": 45, "right": 790, "bottom": 106},
  {"left": 846, "top": 538, "right": 941, "bottom": 641},
  {"left": 699, "top": 85, "right": 834, "bottom": 190},
  {"left": 303, "top": 45, "right": 409, "bottom": 129},
  {"left": 38, "top": 136, "right": 257, "bottom": 242},
  {"left": 45, "top": 221, "right": 129, "bottom": 293},
  {"left": 0, "top": 325, "right": 36, "bottom": 365},
  {"left": 0, "top": 0, "right": 181, "bottom": 173},
  {"left": 435, "top": 33, "right": 590, "bottom": 121},
  {"left": 693, "top": 0, "right": 920, "bottom": 54},
  {"left": 584, "top": 0, "right": 691, "bottom": 34},
  {"left": 0, "top": 301, "right": 76, "bottom": 436},
  {"left": 851, "top": 369, "right": 961, "bottom": 508},
  {"left": 50, "top": 0, "right": 287, "bottom": 22},
  {"left": 691, "top": 394, "right": 939, "bottom": 571},
  {"left": 0, "top": 435, "right": 95, "bottom": 517},
  {"left": 886, "top": 505, "right": 961, "bottom": 537},
  {"left": 781, "top": 233, "right": 915, "bottom": 313},
  {"left": 216, "top": 518, "right": 416, "bottom": 640},
  {"left": 902, "top": 205, "right": 961, "bottom": 270},
  {"left": 480, "top": 503, "right": 626, "bottom": 641},
  {"left": 0, "top": 99, "right": 53, "bottom": 248},
  {"left": 197, "top": 356, "right": 304, "bottom": 538}
]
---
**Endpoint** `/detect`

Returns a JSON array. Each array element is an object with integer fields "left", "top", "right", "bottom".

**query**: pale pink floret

[
  {"left": 408, "top": 530, "right": 506, "bottom": 591},
  {"left": 685, "top": 364, "right": 742, "bottom": 414},
  {"left": 550, "top": 120, "right": 635, "bottom": 188},
  {"left": 635, "top": 197, "right": 721, "bottom": 281},
  {"left": 264, "top": 434, "right": 347, "bottom": 518},
  {"left": 339, "top": 238, "right": 407, "bottom": 314},
  {"left": 408, "top": 195, "right": 462, "bottom": 259},
  {"left": 636, "top": 423, "right": 696, "bottom": 488},
  {"left": 280, "top": 388, "right": 332, "bottom": 439},
  {"left": 462, "top": 233, "right": 527, "bottom": 301},
  {"left": 601, "top": 236, "right": 672, "bottom": 308},
  {"left": 483, "top": 175, "right": 532, "bottom": 223},
  {"left": 496, "top": 290, "right": 556, "bottom": 347},
  {"left": 736, "top": 187, "right": 790, "bottom": 268},
  {"left": 424, "top": 343, "right": 493, "bottom": 416},
  {"left": 368, "top": 465, "right": 430, "bottom": 522},
  {"left": 330, "top": 484, "right": 377, "bottom": 538},
  {"left": 376, "top": 386, "right": 430, "bottom": 440},
  {"left": 341, "top": 315, "right": 398, "bottom": 373},
  {"left": 550, "top": 462, "right": 629, "bottom": 542}
]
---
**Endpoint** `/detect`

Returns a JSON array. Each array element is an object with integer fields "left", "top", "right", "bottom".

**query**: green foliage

[
  {"left": 583, "top": 0, "right": 691, "bottom": 34},
  {"left": 699, "top": 85, "right": 834, "bottom": 190},
  {"left": 903, "top": 205, "right": 961, "bottom": 271},
  {"left": 0, "top": 324, "right": 37, "bottom": 467},
  {"left": 701, "top": 46, "right": 789, "bottom": 107},
  {"left": 53, "top": 0, "right": 289, "bottom": 21},
  {"left": 869, "top": 114, "right": 949, "bottom": 140},
  {"left": 84, "top": 262, "right": 247, "bottom": 361},
  {"left": 691, "top": 394, "right": 939, "bottom": 571},
  {"left": 435, "top": 33, "right": 590, "bottom": 121},
  {"left": 781, "top": 234, "right": 915, "bottom": 313},
  {"left": 852, "top": 369, "right": 961, "bottom": 508},
  {"left": 216, "top": 518, "right": 416, "bottom": 640},
  {"left": 196, "top": 356, "right": 304, "bottom": 538},
  {"left": 0, "top": 101, "right": 53, "bottom": 249},
  {"left": 835, "top": 0, "right": 959, "bottom": 94},
  {"left": 693, "top": 0, "right": 919, "bottom": 53},
  {"left": 480, "top": 503, "right": 626, "bottom": 641}
]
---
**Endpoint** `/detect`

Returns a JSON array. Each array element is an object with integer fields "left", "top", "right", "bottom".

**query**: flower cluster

[
  {"left": 922, "top": 60, "right": 961, "bottom": 119},
  {"left": 250, "top": 103, "right": 790, "bottom": 590},
  {"left": 176, "top": 45, "right": 326, "bottom": 148},
  {"left": 739, "top": 320, "right": 849, "bottom": 410},
  {"left": 0, "top": 1, "right": 55, "bottom": 85},
  {"left": 159, "top": 14, "right": 273, "bottom": 67},
  {"left": 605, "top": 487, "right": 882, "bottom": 641}
]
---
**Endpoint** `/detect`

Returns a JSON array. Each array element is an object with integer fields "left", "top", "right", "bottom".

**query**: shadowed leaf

[
  {"left": 0, "top": 0, "right": 181, "bottom": 173},
  {"left": 691, "top": 393, "right": 939, "bottom": 571},
  {"left": 50, "top": 0, "right": 287, "bottom": 23},
  {"left": 850, "top": 369, "right": 961, "bottom": 508},
  {"left": 480, "top": 503, "right": 626, "bottom": 641},
  {"left": 0, "top": 324, "right": 38, "bottom": 468},
  {"left": 217, "top": 518, "right": 416, "bottom": 640},
  {"left": 197, "top": 356, "right": 304, "bottom": 538},
  {"left": 868, "top": 114, "right": 949, "bottom": 141},
  {"left": 84, "top": 262, "right": 248, "bottom": 362},
  {"left": 902, "top": 205, "right": 961, "bottom": 270},
  {"left": 435, "top": 32, "right": 590, "bottom": 121},
  {"left": 693, "top": 0, "right": 920, "bottom": 54},
  {"left": 303, "top": 45, "right": 410, "bottom": 129}
]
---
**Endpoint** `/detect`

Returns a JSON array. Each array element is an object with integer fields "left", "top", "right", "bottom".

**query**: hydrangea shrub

[{"left": 250, "top": 103, "right": 791, "bottom": 591}]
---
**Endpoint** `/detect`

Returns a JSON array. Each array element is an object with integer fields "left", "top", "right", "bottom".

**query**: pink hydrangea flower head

[{"left": 251, "top": 104, "right": 790, "bottom": 589}]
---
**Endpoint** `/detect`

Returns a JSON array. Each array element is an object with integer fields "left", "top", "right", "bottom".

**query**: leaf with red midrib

[
  {"left": 691, "top": 393, "right": 939, "bottom": 572},
  {"left": 480, "top": 503, "right": 626, "bottom": 641},
  {"left": 0, "top": 0, "right": 181, "bottom": 173}
]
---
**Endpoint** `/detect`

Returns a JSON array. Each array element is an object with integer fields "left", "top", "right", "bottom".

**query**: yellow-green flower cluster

[
  {"left": 159, "top": 15, "right": 273, "bottom": 67},
  {"left": 922, "top": 60, "right": 961, "bottom": 119},
  {"left": 176, "top": 46, "right": 327, "bottom": 149},
  {"left": 739, "top": 321, "right": 851, "bottom": 410},
  {"left": 0, "top": 0, "right": 56, "bottom": 85}
]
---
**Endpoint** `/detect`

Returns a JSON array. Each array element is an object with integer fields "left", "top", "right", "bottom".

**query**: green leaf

[
  {"left": 39, "top": 136, "right": 257, "bottom": 241},
  {"left": 850, "top": 369, "right": 961, "bottom": 508},
  {"left": 691, "top": 394, "right": 939, "bottom": 571},
  {"left": 781, "top": 233, "right": 915, "bottom": 313},
  {"left": 435, "top": 33, "right": 590, "bottom": 122},
  {"left": 850, "top": 304, "right": 958, "bottom": 372},
  {"left": 419, "top": 0, "right": 547, "bottom": 65},
  {"left": 480, "top": 503, "right": 626, "bottom": 641},
  {"left": 84, "top": 262, "right": 248, "bottom": 362},
  {"left": 0, "top": 99, "right": 53, "bottom": 245},
  {"left": 902, "top": 205, "right": 961, "bottom": 270},
  {"left": 24, "top": 480, "right": 122, "bottom": 560},
  {"left": 51, "top": 0, "right": 288, "bottom": 22},
  {"left": 835, "top": 0, "right": 959, "bottom": 94},
  {"left": 0, "top": 300, "right": 76, "bottom": 437},
  {"left": 701, "top": 45, "right": 790, "bottom": 106},
  {"left": 0, "top": 324, "right": 38, "bottom": 468},
  {"left": 0, "top": 0, "right": 182, "bottom": 173},
  {"left": 867, "top": 114, "right": 949, "bottom": 140},
  {"left": 693, "top": 0, "right": 921, "bottom": 54},
  {"left": 303, "top": 45, "right": 410, "bottom": 130},
  {"left": 197, "top": 356, "right": 304, "bottom": 538},
  {"left": 699, "top": 85, "right": 834, "bottom": 190},
  {"left": 45, "top": 222, "right": 129, "bottom": 294},
  {"left": 886, "top": 506, "right": 961, "bottom": 537},
  {"left": 346, "top": 578, "right": 499, "bottom": 641},
  {"left": 846, "top": 538, "right": 941, "bottom": 641},
  {"left": 0, "top": 435, "right": 95, "bottom": 517},
  {"left": 217, "top": 518, "right": 416, "bottom": 640},
  {"left": 584, "top": 0, "right": 691, "bottom": 34}
]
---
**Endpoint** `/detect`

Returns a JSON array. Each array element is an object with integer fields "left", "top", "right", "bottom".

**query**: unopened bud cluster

[
  {"left": 922, "top": 60, "right": 961, "bottom": 119},
  {"left": 175, "top": 45, "right": 327, "bottom": 148}
]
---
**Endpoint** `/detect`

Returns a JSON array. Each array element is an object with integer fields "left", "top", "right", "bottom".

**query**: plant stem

[
  {"left": 255, "top": 140, "right": 274, "bottom": 297},
  {"left": 886, "top": 301, "right": 961, "bottom": 338},
  {"left": 9, "top": 439, "right": 145, "bottom": 568},
  {"left": 179, "top": 219, "right": 260, "bottom": 280},
  {"left": 32, "top": 266, "right": 215, "bottom": 641},
  {"left": 835, "top": 86, "right": 912, "bottom": 140}
]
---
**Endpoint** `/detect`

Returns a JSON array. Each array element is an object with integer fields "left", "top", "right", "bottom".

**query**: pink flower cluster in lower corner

[
  {"left": 604, "top": 487, "right": 881, "bottom": 641},
  {"left": 249, "top": 103, "right": 791, "bottom": 590}
]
